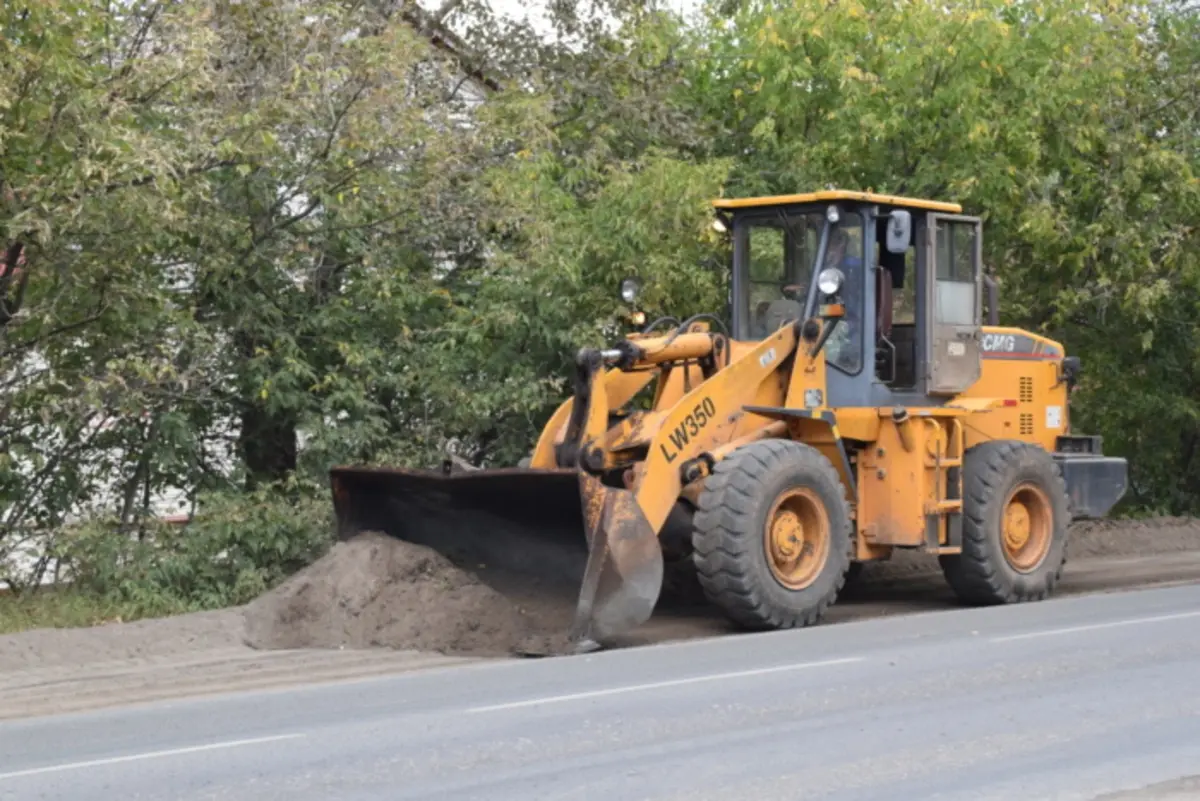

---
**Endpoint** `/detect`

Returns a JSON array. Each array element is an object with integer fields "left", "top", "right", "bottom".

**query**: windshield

[
  {"left": 744, "top": 211, "right": 822, "bottom": 339},
  {"left": 739, "top": 209, "right": 865, "bottom": 374}
]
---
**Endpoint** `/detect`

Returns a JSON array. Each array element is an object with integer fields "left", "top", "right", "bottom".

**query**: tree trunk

[{"left": 239, "top": 402, "right": 297, "bottom": 490}]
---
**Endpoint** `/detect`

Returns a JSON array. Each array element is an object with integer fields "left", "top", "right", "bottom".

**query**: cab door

[{"left": 925, "top": 213, "right": 983, "bottom": 395}]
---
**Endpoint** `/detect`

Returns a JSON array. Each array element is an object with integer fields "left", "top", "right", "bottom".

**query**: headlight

[
  {"left": 817, "top": 267, "right": 844, "bottom": 295},
  {"left": 620, "top": 277, "right": 640, "bottom": 304},
  {"left": 826, "top": 205, "right": 840, "bottom": 224}
]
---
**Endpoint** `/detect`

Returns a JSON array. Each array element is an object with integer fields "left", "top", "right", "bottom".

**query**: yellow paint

[
  {"left": 633, "top": 325, "right": 799, "bottom": 532},
  {"left": 711, "top": 189, "right": 962, "bottom": 213},
  {"left": 528, "top": 309, "right": 1072, "bottom": 573},
  {"left": 723, "top": 338, "right": 790, "bottom": 441},
  {"left": 945, "top": 396, "right": 1009, "bottom": 413},
  {"left": 529, "top": 368, "right": 654, "bottom": 468},
  {"left": 857, "top": 419, "right": 925, "bottom": 547},
  {"left": 957, "top": 327, "right": 1068, "bottom": 453},
  {"left": 652, "top": 361, "right": 712, "bottom": 411},
  {"left": 709, "top": 420, "right": 788, "bottom": 462},
  {"left": 855, "top": 410, "right": 965, "bottom": 551},
  {"left": 831, "top": 407, "right": 881, "bottom": 442},
  {"left": 784, "top": 333, "right": 829, "bottom": 413}
]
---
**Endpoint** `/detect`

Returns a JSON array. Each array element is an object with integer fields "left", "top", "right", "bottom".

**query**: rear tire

[
  {"left": 939, "top": 440, "right": 1069, "bottom": 605},
  {"left": 692, "top": 439, "right": 853, "bottom": 630}
]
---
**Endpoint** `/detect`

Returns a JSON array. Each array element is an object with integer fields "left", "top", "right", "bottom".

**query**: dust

[{"left": 241, "top": 531, "right": 575, "bottom": 658}]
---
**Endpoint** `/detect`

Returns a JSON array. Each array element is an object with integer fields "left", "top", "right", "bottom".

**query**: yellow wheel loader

[{"left": 330, "top": 190, "right": 1129, "bottom": 650}]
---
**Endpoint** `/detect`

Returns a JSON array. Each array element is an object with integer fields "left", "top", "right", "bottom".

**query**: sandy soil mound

[
  {"left": 242, "top": 518, "right": 1200, "bottom": 659},
  {"left": 242, "top": 531, "right": 573, "bottom": 658},
  {"left": 1069, "top": 516, "right": 1200, "bottom": 560}
]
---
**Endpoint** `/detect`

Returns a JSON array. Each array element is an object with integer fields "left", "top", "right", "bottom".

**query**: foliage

[
  {"left": 687, "top": 0, "right": 1200, "bottom": 511},
  {"left": 0, "top": 588, "right": 161, "bottom": 634},
  {"left": 1, "top": 0, "right": 1199, "bottom": 618},
  {"left": 54, "top": 477, "right": 332, "bottom": 614}
]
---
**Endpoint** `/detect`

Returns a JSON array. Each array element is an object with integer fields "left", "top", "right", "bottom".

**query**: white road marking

[
  {"left": 991, "top": 610, "right": 1200, "bottom": 643},
  {"left": 468, "top": 656, "right": 864, "bottom": 713},
  {"left": 0, "top": 733, "right": 305, "bottom": 781}
]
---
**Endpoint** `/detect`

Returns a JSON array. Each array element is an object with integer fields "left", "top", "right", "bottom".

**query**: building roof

[
  {"left": 711, "top": 190, "right": 963, "bottom": 214},
  {"left": 404, "top": 5, "right": 503, "bottom": 93}
]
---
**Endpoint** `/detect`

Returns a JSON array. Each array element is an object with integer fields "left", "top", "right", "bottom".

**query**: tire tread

[
  {"left": 940, "top": 440, "right": 1069, "bottom": 605},
  {"left": 693, "top": 439, "right": 853, "bottom": 630}
]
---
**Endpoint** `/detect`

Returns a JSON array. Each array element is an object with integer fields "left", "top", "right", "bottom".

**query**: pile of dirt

[
  {"left": 1068, "top": 516, "right": 1200, "bottom": 560},
  {"left": 242, "top": 531, "right": 574, "bottom": 658},
  {"left": 241, "top": 518, "right": 1200, "bottom": 660}
]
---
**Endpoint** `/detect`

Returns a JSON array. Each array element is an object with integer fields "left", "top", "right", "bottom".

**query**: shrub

[{"left": 56, "top": 476, "right": 334, "bottom": 617}]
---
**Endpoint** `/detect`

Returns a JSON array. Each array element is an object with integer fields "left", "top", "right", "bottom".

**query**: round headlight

[
  {"left": 826, "top": 205, "right": 840, "bottom": 224},
  {"left": 817, "top": 267, "right": 844, "bottom": 296},
  {"left": 620, "top": 277, "right": 640, "bottom": 304}
]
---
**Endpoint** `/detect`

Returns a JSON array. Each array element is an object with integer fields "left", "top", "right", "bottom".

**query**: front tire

[
  {"left": 692, "top": 439, "right": 853, "bottom": 630},
  {"left": 939, "top": 440, "right": 1069, "bottom": 604}
]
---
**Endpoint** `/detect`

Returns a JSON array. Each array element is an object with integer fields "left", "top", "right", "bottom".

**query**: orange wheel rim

[
  {"left": 764, "top": 488, "right": 830, "bottom": 590},
  {"left": 1001, "top": 482, "right": 1053, "bottom": 573}
]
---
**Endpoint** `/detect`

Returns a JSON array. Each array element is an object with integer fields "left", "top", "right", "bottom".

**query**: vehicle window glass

[
  {"left": 748, "top": 224, "right": 785, "bottom": 282},
  {"left": 935, "top": 221, "right": 977, "bottom": 326},
  {"left": 822, "top": 212, "right": 864, "bottom": 374},
  {"left": 893, "top": 247, "right": 916, "bottom": 325},
  {"left": 742, "top": 212, "right": 822, "bottom": 339}
]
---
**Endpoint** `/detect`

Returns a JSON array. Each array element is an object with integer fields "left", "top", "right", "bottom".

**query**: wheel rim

[
  {"left": 1001, "top": 482, "right": 1053, "bottom": 573},
  {"left": 763, "top": 487, "right": 830, "bottom": 590}
]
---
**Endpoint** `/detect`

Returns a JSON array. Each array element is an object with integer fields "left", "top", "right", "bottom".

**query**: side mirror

[{"left": 886, "top": 210, "right": 911, "bottom": 255}]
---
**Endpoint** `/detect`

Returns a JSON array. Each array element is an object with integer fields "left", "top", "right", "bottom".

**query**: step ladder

[{"left": 923, "top": 417, "right": 964, "bottom": 554}]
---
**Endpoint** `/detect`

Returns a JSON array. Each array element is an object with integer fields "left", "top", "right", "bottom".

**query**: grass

[{"left": 0, "top": 588, "right": 191, "bottom": 635}]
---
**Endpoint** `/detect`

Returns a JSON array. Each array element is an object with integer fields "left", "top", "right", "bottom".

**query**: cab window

[{"left": 821, "top": 212, "right": 865, "bottom": 374}]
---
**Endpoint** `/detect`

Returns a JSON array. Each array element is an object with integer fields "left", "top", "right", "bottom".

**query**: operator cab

[{"left": 713, "top": 190, "right": 986, "bottom": 407}]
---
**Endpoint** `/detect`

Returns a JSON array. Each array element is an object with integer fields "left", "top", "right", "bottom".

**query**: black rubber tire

[
  {"left": 692, "top": 439, "right": 853, "bottom": 630},
  {"left": 939, "top": 440, "right": 1069, "bottom": 605},
  {"left": 658, "top": 501, "right": 708, "bottom": 607}
]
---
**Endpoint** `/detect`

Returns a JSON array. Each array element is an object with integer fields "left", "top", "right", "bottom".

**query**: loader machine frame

[{"left": 330, "top": 190, "right": 1128, "bottom": 651}]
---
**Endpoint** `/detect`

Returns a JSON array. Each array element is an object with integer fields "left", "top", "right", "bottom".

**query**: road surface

[{"left": 3, "top": 583, "right": 1200, "bottom": 801}]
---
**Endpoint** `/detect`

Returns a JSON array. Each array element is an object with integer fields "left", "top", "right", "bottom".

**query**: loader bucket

[{"left": 328, "top": 465, "right": 664, "bottom": 649}]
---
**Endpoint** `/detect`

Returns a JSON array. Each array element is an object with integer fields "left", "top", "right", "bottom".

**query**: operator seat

[{"left": 763, "top": 298, "right": 804, "bottom": 334}]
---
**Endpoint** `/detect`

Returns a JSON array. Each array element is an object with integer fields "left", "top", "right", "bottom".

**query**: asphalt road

[{"left": 4, "top": 584, "right": 1200, "bottom": 801}]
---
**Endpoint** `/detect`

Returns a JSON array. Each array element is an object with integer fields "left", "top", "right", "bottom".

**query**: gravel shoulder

[{"left": 3, "top": 516, "right": 1199, "bottom": 721}]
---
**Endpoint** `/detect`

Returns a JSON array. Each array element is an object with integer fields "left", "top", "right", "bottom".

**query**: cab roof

[{"left": 711, "top": 189, "right": 962, "bottom": 214}]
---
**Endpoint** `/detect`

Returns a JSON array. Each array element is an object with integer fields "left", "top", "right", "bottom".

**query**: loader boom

[{"left": 562, "top": 320, "right": 822, "bottom": 645}]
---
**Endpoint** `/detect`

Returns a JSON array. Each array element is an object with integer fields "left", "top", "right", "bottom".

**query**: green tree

[
  {"left": 1, "top": 1, "right": 237, "bottom": 582},
  {"left": 686, "top": 0, "right": 1200, "bottom": 512}
]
